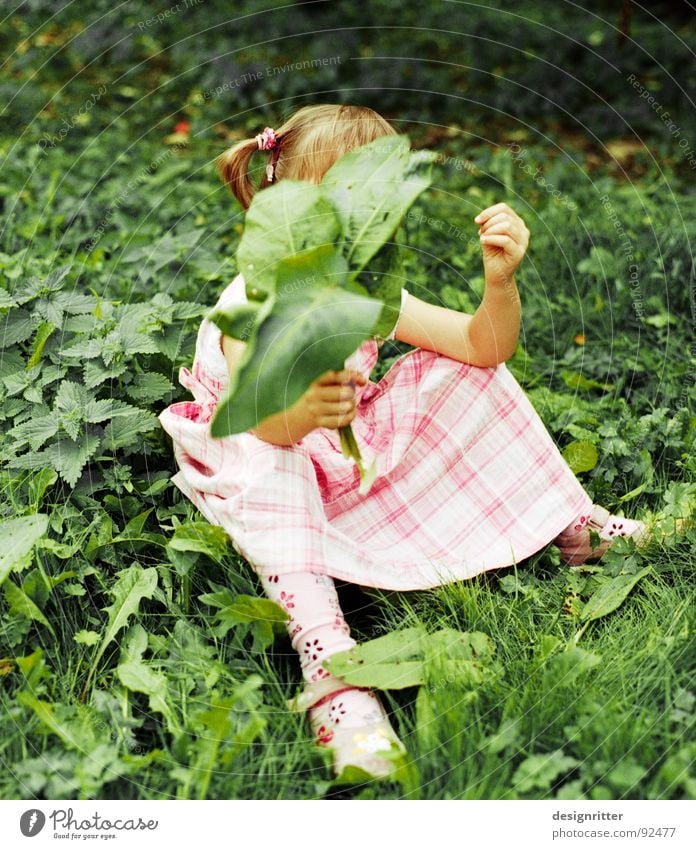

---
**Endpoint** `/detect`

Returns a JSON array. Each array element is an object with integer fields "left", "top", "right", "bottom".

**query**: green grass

[{"left": 1, "top": 9, "right": 695, "bottom": 797}]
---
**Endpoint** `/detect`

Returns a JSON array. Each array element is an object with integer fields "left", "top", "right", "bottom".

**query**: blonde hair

[{"left": 216, "top": 103, "right": 397, "bottom": 210}]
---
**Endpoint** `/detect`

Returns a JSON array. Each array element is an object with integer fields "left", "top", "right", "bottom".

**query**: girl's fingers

[
  {"left": 318, "top": 384, "right": 355, "bottom": 402},
  {"left": 479, "top": 234, "right": 518, "bottom": 250},
  {"left": 475, "top": 202, "right": 525, "bottom": 228},
  {"left": 316, "top": 369, "right": 366, "bottom": 386},
  {"left": 478, "top": 212, "right": 512, "bottom": 232},
  {"left": 480, "top": 222, "right": 529, "bottom": 247},
  {"left": 479, "top": 219, "right": 520, "bottom": 237}
]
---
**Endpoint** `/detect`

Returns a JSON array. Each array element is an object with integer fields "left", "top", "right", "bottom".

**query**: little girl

[{"left": 159, "top": 103, "right": 647, "bottom": 780}]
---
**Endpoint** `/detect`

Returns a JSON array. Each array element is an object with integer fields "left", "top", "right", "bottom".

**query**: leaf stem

[{"left": 338, "top": 425, "right": 378, "bottom": 495}]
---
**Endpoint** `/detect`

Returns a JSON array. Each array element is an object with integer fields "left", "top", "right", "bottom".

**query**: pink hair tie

[
  {"left": 255, "top": 126, "right": 280, "bottom": 182},
  {"left": 255, "top": 126, "right": 278, "bottom": 151}
]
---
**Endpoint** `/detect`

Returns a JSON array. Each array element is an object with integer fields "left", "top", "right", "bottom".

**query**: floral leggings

[{"left": 259, "top": 569, "right": 394, "bottom": 737}]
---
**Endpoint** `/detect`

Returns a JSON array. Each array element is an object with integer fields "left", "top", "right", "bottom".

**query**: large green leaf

[
  {"left": 0, "top": 514, "right": 49, "bottom": 586},
  {"left": 4, "top": 581, "right": 55, "bottom": 635},
  {"left": 580, "top": 567, "right": 652, "bottom": 623},
  {"left": 324, "top": 627, "right": 425, "bottom": 689},
  {"left": 236, "top": 179, "right": 341, "bottom": 301},
  {"left": 355, "top": 235, "right": 407, "bottom": 340},
  {"left": 210, "top": 244, "right": 382, "bottom": 436},
  {"left": 321, "top": 134, "right": 436, "bottom": 274}
]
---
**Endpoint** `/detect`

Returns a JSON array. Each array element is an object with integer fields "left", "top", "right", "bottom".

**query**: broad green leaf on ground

[
  {"left": 186, "top": 677, "right": 266, "bottom": 800},
  {"left": 562, "top": 440, "right": 599, "bottom": 474},
  {"left": 82, "top": 565, "right": 158, "bottom": 697},
  {"left": 324, "top": 627, "right": 426, "bottom": 689},
  {"left": 74, "top": 630, "right": 100, "bottom": 646},
  {"left": 168, "top": 521, "right": 230, "bottom": 562},
  {"left": 424, "top": 628, "right": 499, "bottom": 688},
  {"left": 17, "top": 693, "right": 85, "bottom": 750},
  {"left": 4, "top": 581, "right": 55, "bottom": 635},
  {"left": 236, "top": 179, "right": 340, "bottom": 301},
  {"left": 210, "top": 244, "right": 382, "bottom": 436},
  {"left": 321, "top": 134, "right": 436, "bottom": 274},
  {"left": 325, "top": 627, "right": 499, "bottom": 690},
  {"left": 579, "top": 567, "right": 652, "bottom": 622},
  {"left": 0, "top": 514, "right": 49, "bottom": 585},
  {"left": 544, "top": 645, "right": 602, "bottom": 687}
]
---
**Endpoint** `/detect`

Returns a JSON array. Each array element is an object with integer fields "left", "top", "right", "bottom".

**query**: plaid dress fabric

[{"left": 158, "top": 275, "right": 590, "bottom": 590}]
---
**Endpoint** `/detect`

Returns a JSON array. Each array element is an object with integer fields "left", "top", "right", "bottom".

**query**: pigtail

[{"left": 215, "top": 137, "right": 259, "bottom": 211}]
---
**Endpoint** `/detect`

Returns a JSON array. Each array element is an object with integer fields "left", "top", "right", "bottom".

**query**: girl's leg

[
  {"left": 259, "top": 570, "right": 404, "bottom": 776},
  {"left": 553, "top": 499, "right": 648, "bottom": 566}
]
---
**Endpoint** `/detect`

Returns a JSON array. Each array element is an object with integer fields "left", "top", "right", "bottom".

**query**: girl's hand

[
  {"left": 475, "top": 202, "right": 530, "bottom": 288},
  {"left": 302, "top": 368, "right": 367, "bottom": 431}
]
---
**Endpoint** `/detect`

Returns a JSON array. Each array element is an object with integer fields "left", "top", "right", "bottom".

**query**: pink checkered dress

[{"left": 158, "top": 274, "right": 590, "bottom": 590}]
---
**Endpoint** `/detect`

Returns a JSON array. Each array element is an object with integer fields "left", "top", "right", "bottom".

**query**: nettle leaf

[
  {"left": 236, "top": 179, "right": 341, "bottom": 301},
  {"left": 579, "top": 567, "right": 652, "bottom": 623},
  {"left": 124, "top": 372, "right": 174, "bottom": 403},
  {"left": 83, "top": 398, "right": 144, "bottom": 424},
  {"left": 0, "top": 309, "right": 35, "bottom": 347},
  {"left": 210, "top": 244, "right": 382, "bottom": 436},
  {"left": 83, "top": 359, "right": 128, "bottom": 389},
  {"left": 44, "top": 433, "right": 101, "bottom": 486},
  {"left": 0, "top": 514, "right": 49, "bottom": 586},
  {"left": 54, "top": 380, "right": 91, "bottom": 414},
  {"left": 8, "top": 414, "right": 59, "bottom": 451},
  {"left": 58, "top": 337, "right": 103, "bottom": 361},
  {"left": 0, "top": 288, "right": 16, "bottom": 308},
  {"left": 101, "top": 409, "right": 159, "bottom": 451},
  {"left": 8, "top": 432, "right": 100, "bottom": 486}
]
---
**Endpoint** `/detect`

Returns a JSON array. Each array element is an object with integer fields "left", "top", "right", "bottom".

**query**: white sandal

[{"left": 288, "top": 678, "right": 407, "bottom": 780}]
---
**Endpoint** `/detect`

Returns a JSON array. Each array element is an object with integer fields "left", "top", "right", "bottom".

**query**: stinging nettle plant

[{"left": 208, "top": 134, "right": 436, "bottom": 494}]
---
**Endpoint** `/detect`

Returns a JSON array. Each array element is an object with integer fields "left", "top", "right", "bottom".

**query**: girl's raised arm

[{"left": 394, "top": 201, "right": 527, "bottom": 366}]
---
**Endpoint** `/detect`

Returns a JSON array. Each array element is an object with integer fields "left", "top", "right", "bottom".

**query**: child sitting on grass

[{"left": 159, "top": 103, "right": 647, "bottom": 780}]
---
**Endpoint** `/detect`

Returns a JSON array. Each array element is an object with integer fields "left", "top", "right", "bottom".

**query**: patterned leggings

[{"left": 259, "top": 569, "right": 385, "bottom": 730}]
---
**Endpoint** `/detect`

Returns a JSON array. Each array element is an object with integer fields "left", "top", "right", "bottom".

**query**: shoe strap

[{"left": 587, "top": 504, "right": 611, "bottom": 533}]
